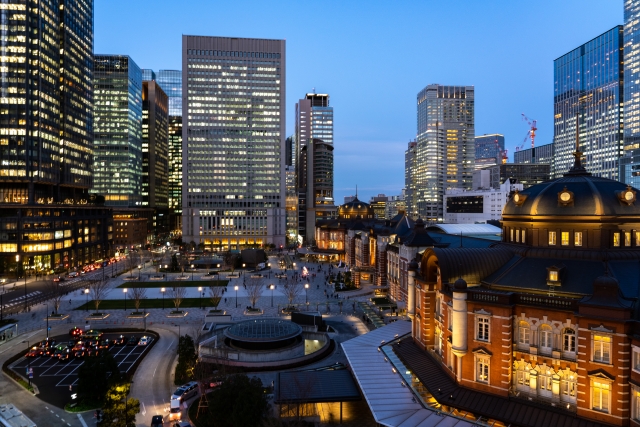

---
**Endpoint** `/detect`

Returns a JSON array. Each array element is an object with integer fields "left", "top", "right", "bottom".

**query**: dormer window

[
  {"left": 547, "top": 265, "right": 564, "bottom": 286},
  {"left": 549, "top": 270, "right": 558, "bottom": 282}
]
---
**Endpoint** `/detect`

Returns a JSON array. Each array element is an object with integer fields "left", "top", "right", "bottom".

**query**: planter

[
  {"left": 123, "top": 276, "right": 140, "bottom": 282},
  {"left": 244, "top": 308, "right": 263, "bottom": 316},
  {"left": 167, "top": 310, "right": 188, "bottom": 318},
  {"left": 86, "top": 313, "right": 110, "bottom": 320},
  {"left": 176, "top": 276, "right": 189, "bottom": 281},
  {"left": 208, "top": 309, "right": 226, "bottom": 315},
  {"left": 45, "top": 314, "right": 69, "bottom": 321},
  {"left": 127, "top": 312, "right": 150, "bottom": 319},
  {"left": 281, "top": 307, "right": 298, "bottom": 314},
  {"left": 149, "top": 276, "right": 164, "bottom": 281}
]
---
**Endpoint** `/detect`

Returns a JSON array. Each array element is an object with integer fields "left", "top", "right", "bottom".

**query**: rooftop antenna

[
  {"left": 355, "top": 185, "right": 358, "bottom": 199},
  {"left": 312, "top": 87, "right": 316, "bottom": 94}
]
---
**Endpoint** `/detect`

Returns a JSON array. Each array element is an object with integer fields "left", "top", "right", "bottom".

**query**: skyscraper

[
  {"left": 553, "top": 26, "right": 624, "bottom": 180},
  {"left": 141, "top": 81, "right": 169, "bottom": 209},
  {"left": 624, "top": 0, "right": 640, "bottom": 149},
  {"left": 181, "top": 36, "right": 286, "bottom": 249},
  {"left": 475, "top": 134, "right": 504, "bottom": 164},
  {"left": 513, "top": 142, "right": 555, "bottom": 165},
  {"left": 93, "top": 55, "right": 143, "bottom": 207},
  {"left": 0, "top": 0, "right": 113, "bottom": 274},
  {"left": 295, "top": 93, "right": 335, "bottom": 244},
  {"left": 408, "top": 85, "right": 475, "bottom": 221}
]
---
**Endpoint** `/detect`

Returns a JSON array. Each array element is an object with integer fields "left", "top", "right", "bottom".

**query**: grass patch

[
  {"left": 76, "top": 298, "right": 215, "bottom": 311},
  {"left": 116, "top": 280, "right": 228, "bottom": 289},
  {"left": 65, "top": 400, "right": 101, "bottom": 413}
]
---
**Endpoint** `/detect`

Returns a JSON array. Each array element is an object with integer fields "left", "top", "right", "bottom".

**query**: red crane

[
  {"left": 493, "top": 137, "right": 508, "bottom": 164},
  {"left": 521, "top": 113, "right": 537, "bottom": 149}
]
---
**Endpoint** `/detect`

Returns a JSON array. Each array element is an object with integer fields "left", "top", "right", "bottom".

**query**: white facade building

[{"left": 443, "top": 179, "right": 522, "bottom": 224}]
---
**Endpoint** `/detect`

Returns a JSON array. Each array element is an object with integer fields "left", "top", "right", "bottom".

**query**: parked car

[
  {"left": 171, "top": 381, "right": 198, "bottom": 402},
  {"left": 112, "top": 335, "right": 126, "bottom": 345},
  {"left": 151, "top": 415, "right": 164, "bottom": 427},
  {"left": 98, "top": 339, "right": 111, "bottom": 350},
  {"left": 53, "top": 276, "right": 65, "bottom": 282},
  {"left": 82, "top": 329, "right": 103, "bottom": 339},
  {"left": 69, "top": 327, "right": 83, "bottom": 338},
  {"left": 138, "top": 336, "right": 150, "bottom": 346},
  {"left": 25, "top": 346, "right": 44, "bottom": 357},
  {"left": 127, "top": 336, "right": 138, "bottom": 346},
  {"left": 85, "top": 346, "right": 100, "bottom": 357},
  {"left": 68, "top": 272, "right": 78, "bottom": 278},
  {"left": 72, "top": 342, "right": 86, "bottom": 357}
]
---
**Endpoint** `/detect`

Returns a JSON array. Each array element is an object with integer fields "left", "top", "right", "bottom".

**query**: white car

[{"left": 138, "top": 336, "right": 151, "bottom": 346}]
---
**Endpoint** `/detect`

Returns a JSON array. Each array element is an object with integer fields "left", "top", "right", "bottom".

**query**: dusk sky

[{"left": 96, "top": 1, "right": 621, "bottom": 204}]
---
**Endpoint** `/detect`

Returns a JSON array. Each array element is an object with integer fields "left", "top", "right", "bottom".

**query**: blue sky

[{"left": 96, "top": 0, "right": 621, "bottom": 204}]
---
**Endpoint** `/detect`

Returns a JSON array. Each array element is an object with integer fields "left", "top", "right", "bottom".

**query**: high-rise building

[
  {"left": 0, "top": 0, "right": 113, "bottom": 275},
  {"left": 404, "top": 140, "right": 417, "bottom": 217},
  {"left": 514, "top": 142, "right": 555, "bottom": 165},
  {"left": 295, "top": 93, "right": 335, "bottom": 244},
  {"left": 408, "top": 85, "right": 475, "bottom": 221},
  {"left": 181, "top": 36, "right": 286, "bottom": 249},
  {"left": 553, "top": 26, "right": 624, "bottom": 179},
  {"left": 93, "top": 55, "right": 143, "bottom": 207},
  {"left": 624, "top": 0, "right": 640, "bottom": 149},
  {"left": 474, "top": 134, "right": 504, "bottom": 168},
  {"left": 142, "top": 70, "right": 183, "bottom": 233},
  {"left": 485, "top": 163, "right": 551, "bottom": 189},
  {"left": 141, "top": 81, "right": 169, "bottom": 209},
  {"left": 141, "top": 69, "right": 156, "bottom": 81}
]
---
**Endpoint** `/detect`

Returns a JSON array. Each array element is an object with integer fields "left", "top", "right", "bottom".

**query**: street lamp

[
  {"left": 22, "top": 340, "right": 30, "bottom": 386},
  {"left": 234, "top": 285, "right": 239, "bottom": 308},
  {"left": 305, "top": 283, "right": 309, "bottom": 308},
  {"left": 198, "top": 286, "right": 202, "bottom": 309},
  {"left": 123, "top": 288, "right": 127, "bottom": 311},
  {"left": 270, "top": 284, "right": 274, "bottom": 307},
  {"left": 138, "top": 265, "right": 142, "bottom": 280},
  {"left": 191, "top": 265, "right": 194, "bottom": 281},
  {"left": 161, "top": 287, "right": 165, "bottom": 310},
  {"left": 45, "top": 302, "right": 49, "bottom": 339},
  {"left": 84, "top": 288, "right": 89, "bottom": 312}
]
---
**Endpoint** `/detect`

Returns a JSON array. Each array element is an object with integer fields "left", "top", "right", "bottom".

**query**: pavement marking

[
  {"left": 141, "top": 402, "right": 146, "bottom": 416},
  {"left": 153, "top": 365, "right": 158, "bottom": 377},
  {"left": 77, "top": 413, "right": 88, "bottom": 427}
]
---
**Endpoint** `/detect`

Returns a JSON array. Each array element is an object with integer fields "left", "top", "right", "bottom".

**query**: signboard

[{"left": 28, "top": 368, "right": 33, "bottom": 379}]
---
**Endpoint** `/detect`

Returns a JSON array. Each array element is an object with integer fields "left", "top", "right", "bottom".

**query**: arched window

[
  {"left": 518, "top": 321, "right": 530, "bottom": 345},
  {"left": 539, "top": 324, "right": 553, "bottom": 354},
  {"left": 563, "top": 328, "right": 576, "bottom": 353},
  {"left": 537, "top": 366, "right": 553, "bottom": 398}
]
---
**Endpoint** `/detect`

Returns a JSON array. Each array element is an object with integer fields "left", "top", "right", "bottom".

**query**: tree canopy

[{"left": 208, "top": 374, "right": 268, "bottom": 427}]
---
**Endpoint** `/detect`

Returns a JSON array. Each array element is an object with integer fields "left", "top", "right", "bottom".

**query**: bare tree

[
  {"left": 169, "top": 286, "right": 187, "bottom": 310},
  {"left": 152, "top": 251, "right": 163, "bottom": 273},
  {"left": 45, "top": 277, "right": 65, "bottom": 314},
  {"left": 245, "top": 277, "right": 264, "bottom": 309},
  {"left": 209, "top": 285, "right": 223, "bottom": 310},
  {"left": 282, "top": 278, "right": 303, "bottom": 307},
  {"left": 126, "top": 251, "right": 140, "bottom": 277},
  {"left": 130, "top": 287, "right": 147, "bottom": 312},
  {"left": 87, "top": 278, "right": 110, "bottom": 314}
]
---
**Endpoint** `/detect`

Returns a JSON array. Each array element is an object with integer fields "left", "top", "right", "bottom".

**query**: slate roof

[
  {"left": 394, "top": 339, "right": 611, "bottom": 427},
  {"left": 432, "top": 247, "right": 514, "bottom": 285},
  {"left": 276, "top": 370, "right": 361, "bottom": 403}
]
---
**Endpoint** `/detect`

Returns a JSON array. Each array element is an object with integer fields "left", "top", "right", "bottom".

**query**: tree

[
  {"left": 126, "top": 251, "right": 139, "bottom": 278},
  {"left": 175, "top": 334, "right": 197, "bottom": 384},
  {"left": 170, "top": 254, "right": 180, "bottom": 272},
  {"left": 99, "top": 382, "right": 140, "bottom": 427},
  {"left": 223, "top": 252, "right": 240, "bottom": 273},
  {"left": 169, "top": 286, "right": 187, "bottom": 310},
  {"left": 209, "top": 285, "right": 223, "bottom": 309},
  {"left": 208, "top": 374, "right": 268, "bottom": 427},
  {"left": 45, "top": 277, "right": 65, "bottom": 314},
  {"left": 245, "top": 277, "right": 263, "bottom": 309},
  {"left": 282, "top": 278, "right": 303, "bottom": 307},
  {"left": 87, "top": 278, "right": 110, "bottom": 314},
  {"left": 152, "top": 251, "right": 163, "bottom": 273},
  {"left": 130, "top": 287, "right": 147, "bottom": 312},
  {"left": 77, "top": 352, "right": 121, "bottom": 404}
]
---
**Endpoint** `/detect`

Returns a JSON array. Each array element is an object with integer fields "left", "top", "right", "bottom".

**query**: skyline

[{"left": 96, "top": 1, "right": 621, "bottom": 203}]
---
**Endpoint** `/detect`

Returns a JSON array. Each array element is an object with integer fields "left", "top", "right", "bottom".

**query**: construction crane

[
  {"left": 493, "top": 137, "right": 508, "bottom": 164},
  {"left": 521, "top": 113, "right": 537, "bottom": 149}
]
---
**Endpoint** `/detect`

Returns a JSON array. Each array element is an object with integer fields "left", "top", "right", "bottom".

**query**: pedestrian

[{"left": 224, "top": 297, "right": 227, "bottom": 304}]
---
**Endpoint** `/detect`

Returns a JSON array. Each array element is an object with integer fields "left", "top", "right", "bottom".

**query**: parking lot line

[{"left": 55, "top": 360, "right": 84, "bottom": 387}]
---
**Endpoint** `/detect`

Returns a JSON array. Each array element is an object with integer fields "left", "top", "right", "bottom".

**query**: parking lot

[{"left": 10, "top": 332, "right": 155, "bottom": 408}]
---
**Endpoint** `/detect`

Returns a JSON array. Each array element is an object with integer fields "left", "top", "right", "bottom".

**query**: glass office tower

[
  {"left": 408, "top": 85, "right": 475, "bottom": 221},
  {"left": 141, "top": 81, "right": 169, "bottom": 209},
  {"left": 625, "top": 0, "right": 640, "bottom": 149},
  {"left": 475, "top": 134, "right": 504, "bottom": 161},
  {"left": 93, "top": 55, "right": 143, "bottom": 206},
  {"left": 553, "top": 26, "right": 624, "bottom": 179},
  {"left": 0, "top": 0, "right": 113, "bottom": 275},
  {"left": 181, "top": 36, "right": 286, "bottom": 250}
]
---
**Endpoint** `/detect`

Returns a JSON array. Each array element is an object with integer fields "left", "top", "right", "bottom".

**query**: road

[{"left": 130, "top": 326, "right": 179, "bottom": 426}]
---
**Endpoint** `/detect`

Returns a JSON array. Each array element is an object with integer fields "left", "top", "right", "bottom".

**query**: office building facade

[
  {"left": 486, "top": 163, "right": 551, "bottom": 190},
  {"left": 475, "top": 134, "right": 504, "bottom": 166},
  {"left": 181, "top": 36, "right": 286, "bottom": 249},
  {"left": 93, "top": 55, "right": 143, "bottom": 207},
  {"left": 624, "top": 0, "right": 640, "bottom": 150},
  {"left": 553, "top": 26, "right": 624, "bottom": 179},
  {"left": 408, "top": 85, "right": 475, "bottom": 222},
  {"left": 444, "top": 179, "right": 522, "bottom": 224},
  {"left": 0, "top": 0, "right": 113, "bottom": 275},
  {"left": 514, "top": 142, "right": 555, "bottom": 165}
]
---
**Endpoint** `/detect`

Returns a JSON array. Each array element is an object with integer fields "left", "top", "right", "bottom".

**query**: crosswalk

[{"left": 3, "top": 291, "right": 42, "bottom": 308}]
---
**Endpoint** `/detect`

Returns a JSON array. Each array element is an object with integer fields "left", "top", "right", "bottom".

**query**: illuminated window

[
  {"left": 521, "top": 229, "right": 525, "bottom": 244},
  {"left": 634, "top": 387, "right": 640, "bottom": 421},
  {"left": 562, "top": 374, "right": 577, "bottom": 399},
  {"left": 575, "top": 232, "right": 582, "bottom": 247},
  {"left": 477, "top": 317, "right": 489, "bottom": 341},
  {"left": 592, "top": 380, "right": 610, "bottom": 413},
  {"left": 636, "top": 231, "right": 640, "bottom": 246},
  {"left": 510, "top": 228, "right": 513, "bottom": 242},
  {"left": 476, "top": 356, "right": 489, "bottom": 383},
  {"left": 626, "top": 231, "right": 631, "bottom": 247},
  {"left": 548, "top": 231, "right": 556, "bottom": 245},
  {"left": 518, "top": 321, "right": 530, "bottom": 345},
  {"left": 563, "top": 328, "right": 576, "bottom": 353},
  {"left": 613, "top": 232, "right": 620, "bottom": 247},
  {"left": 539, "top": 324, "right": 553, "bottom": 353},
  {"left": 548, "top": 270, "right": 558, "bottom": 282},
  {"left": 633, "top": 347, "right": 640, "bottom": 373},
  {"left": 593, "top": 334, "right": 611, "bottom": 363},
  {"left": 561, "top": 231, "right": 569, "bottom": 246},
  {"left": 515, "top": 229, "right": 519, "bottom": 243}
]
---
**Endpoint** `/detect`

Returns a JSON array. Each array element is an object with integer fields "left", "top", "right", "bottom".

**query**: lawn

[
  {"left": 75, "top": 298, "right": 223, "bottom": 311},
  {"left": 116, "top": 280, "right": 228, "bottom": 289}
]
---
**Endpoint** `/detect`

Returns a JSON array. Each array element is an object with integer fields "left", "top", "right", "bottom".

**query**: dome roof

[
  {"left": 224, "top": 318, "right": 302, "bottom": 343},
  {"left": 337, "top": 196, "right": 374, "bottom": 219},
  {"left": 503, "top": 174, "right": 640, "bottom": 217}
]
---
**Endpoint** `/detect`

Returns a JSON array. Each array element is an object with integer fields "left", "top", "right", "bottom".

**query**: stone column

[{"left": 451, "top": 278, "right": 468, "bottom": 382}]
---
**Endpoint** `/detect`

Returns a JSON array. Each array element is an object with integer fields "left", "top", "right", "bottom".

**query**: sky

[{"left": 96, "top": 0, "right": 622, "bottom": 204}]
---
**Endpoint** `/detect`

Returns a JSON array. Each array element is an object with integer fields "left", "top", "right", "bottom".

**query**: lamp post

[
  {"left": 234, "top": 285, "right": 238, "bottom": 308},
  {"left": 305, "top": 283, "right": 309, "bottom": 309},
  {"left": 45, "top": 302, "right": 49, "bottom": 339},
  {"left": 84, "top": 288, "right": 89, "bottom": 312},
  {"left": 191, "top": 265, "right": 194, "bottom": 281},
  {"left": 22, "top": 340, "right": 30, "bottom": 386},
  {"left": 161, "top": 287, "right": 165, "bottom": 310},
  {"left": 123, "top": 288, "right": 127, "bottom": 311},
  {"left": 198, "top": 287, "right": 202, "bottom": 309},
  {"left": 138, "top": 265, "right": 141, "bottom": 280},
  {"left": 270, "top": 284, "right": 274, "bottom": 307}
]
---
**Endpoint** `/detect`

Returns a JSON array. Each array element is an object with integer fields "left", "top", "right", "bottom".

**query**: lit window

[
  {"left": 476, "top": 357, "right": 489, "bottom": 383},
  {"left": 592, "top": 380, "right": 610, "bottom": 413},
  {"left": 626, "top": 231, "right": 631, "bottom": 247},
  {"left": 549, "top": 270, "right": 558, "bottom": 282},
  {"left": 477, "top": 317, "right": 489, "bottom": 341},
  {"left": 561, "top": 231, "right": 569, "bottom": 246},
  {"left": 613, "top": 232, "right": 620, "bottom": 247},
  {"left": 510, "top": 228, "right": 513, "bottom": 242},
  {"left": 561, "top": 374, "right": 577, "bottom": 399},
  {"left": 515, "top": 229, "right": 519, "bottom": 243},
  {"left": 521, "top": 229, "right": 526, "bottom": 244},
  {"left": 549, "top": 231, "right": 556, "bottom": 245},
  {"left": 575, "top": 232, "right": 582, "bottom": 247},
  {"left": 634, "top": 388, "right": 640, "bottom": 421},
  {"left": 563, "top": 328, "right": 576, "bottom": 353},
  {"left": 633, "top": 347, "right": 640, "bottom": 372},
  {"left": 593, "top": 334, "right": 611, "bottom": 363},
  {"left": 518, "top": 321, "right": 530, "bottom": 345},
  {"left": 539, "top": 324, "right": 553, "bottom": 352},
  {"left": 539, "top": 369, "right": 553, "bottom": 392},
  {"left": 636, "top": 231, "right": 640, "bottom": 246}
]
